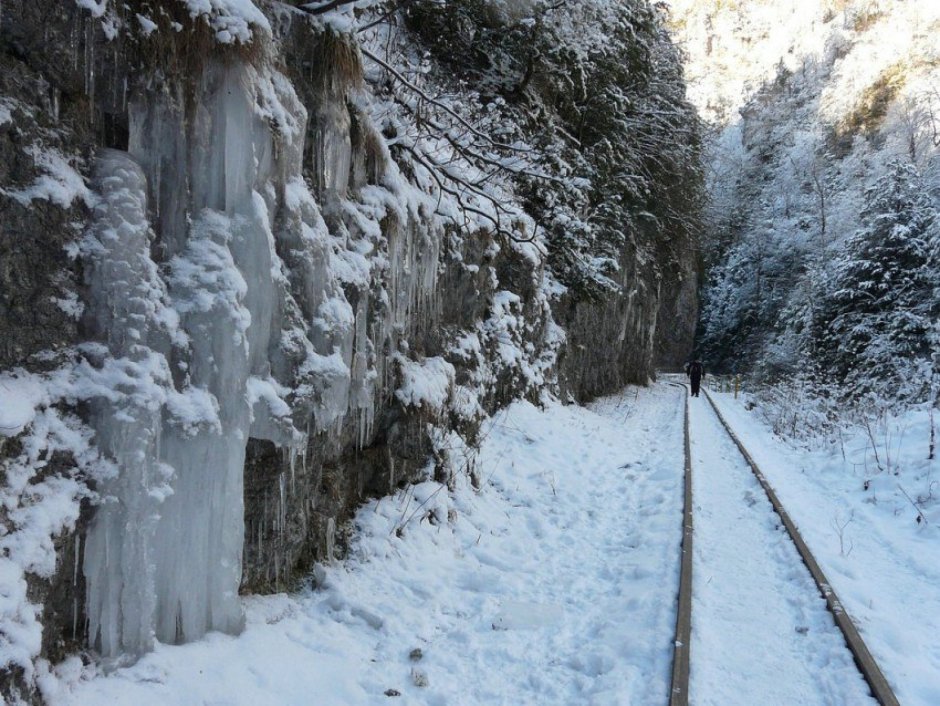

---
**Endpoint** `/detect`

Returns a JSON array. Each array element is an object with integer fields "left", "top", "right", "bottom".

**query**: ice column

[
  {"left": 84, "top": 60, "right": 309, "bottom": 656},
  {"left": 82, "top": 150, "right": 172, "bottom": 660},
  {"left": 149, "top": 62, "right": 284, "bottom": 644}
]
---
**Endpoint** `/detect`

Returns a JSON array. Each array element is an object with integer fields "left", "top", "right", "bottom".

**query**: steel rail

[
  {"left": 666, "top": 382, "right": 693, "bottom": 706},
  {"left": 702, "top": 388, "right": 901, "bottom": 706}
]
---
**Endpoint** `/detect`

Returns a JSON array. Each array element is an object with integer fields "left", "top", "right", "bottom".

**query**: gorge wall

[{"left": 0, "top": 1, "right": 701, "bottom": 700}]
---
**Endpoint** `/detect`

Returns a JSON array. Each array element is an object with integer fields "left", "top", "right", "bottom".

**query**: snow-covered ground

[
  {"left": 40, "top": 382, "right": 936, "bottom": 704},
  {"left": 708, "top": 389, "right": 940, "bottom": 706},
  {"left": 48, "top": 385, "right": 687, "bottom": 705},
  {"left": 688, "top": 394, "right": 874, "bottom": 705}
]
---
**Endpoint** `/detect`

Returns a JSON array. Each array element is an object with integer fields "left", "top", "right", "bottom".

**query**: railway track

[{"left": 665, "top": 381, "right": 900, "bottom": 706}]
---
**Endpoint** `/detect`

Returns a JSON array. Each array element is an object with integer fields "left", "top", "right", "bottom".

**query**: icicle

[
  {"left": 71, "top": 21, "right": 78, "bottom": 73},
  {"left": 278, "top": 472, "right": 287, "bottom": 538},
  {"left": 72, "top": 535, "right": 81, "bottom": 640},
  {"left": 289, "top": 448, "right": 296, "bottom": 496},
  {"left": 85, "top": 18, "right": 96, "bottom": 125},
  {"left": 325, "top": 517, "right": 336, "bottom": 563},
  {"left": 72, "top": 535, "right": 80, "bottom": 588}
]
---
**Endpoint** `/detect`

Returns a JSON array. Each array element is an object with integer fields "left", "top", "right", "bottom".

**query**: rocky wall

[{"left": 0, "top": 1, "right": 695, "bottom": 701}]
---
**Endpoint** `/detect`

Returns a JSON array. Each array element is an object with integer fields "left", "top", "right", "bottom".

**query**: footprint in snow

[{"left": 492, "top": 601, "right": 564, "bottom": 631}]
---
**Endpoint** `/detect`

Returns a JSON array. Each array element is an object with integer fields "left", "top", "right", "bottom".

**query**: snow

[
  {"left": 666, "top": 0, "right": 831, "bottom": 126},
  {"left": 72, "top": 0, "right": 270, "bottom": 43},
  {"left": 0, "top": 373, "right": 47, "bottom": 436},
  {"left": 73, "top": 0, "right": 107, "bottom": 19},
  {"left": 18, "top": 374, "right": 934, "bottom": 703},
  {"left": 818, "top": 3, "right": 940, "bottom": 126},
  {"left": 707, "top": 388, "right": 940, "bottom": 705},
  {"left": 688, "top": 393, "right": 875, "bottom": 705},
  {"left": 53, "top": 292, "right": 85, "bottom": 320},
  {"left": 51, "top": 385, "right": 687, "bottom": 705},
  {"left": 180, "top": 0, "right": 271, "bottom": 43},
  {"left": 135, "top": 14, "right": 158, "bottom": 36},
  {"left": 2, "top": 148, "right": 92, "bottom": 209},
  {"left": 246, "top": 374, "right": 302, "bottom": 447},
  {"left": 395, "top": 356, "right": 455, "bottom": 414},
  {"left": 0, "top": 395, "right": 104, "bottom": 681}
]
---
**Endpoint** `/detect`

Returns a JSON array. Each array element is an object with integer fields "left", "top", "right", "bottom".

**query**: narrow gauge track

[
  {"left": 666, "top": 381, "right": 693, "bottom": 706},
  {"left": 665, "top": 381, "right": 900, "bottom": 706}
]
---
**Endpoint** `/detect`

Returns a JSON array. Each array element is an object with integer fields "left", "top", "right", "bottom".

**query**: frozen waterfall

[
  {"left": 83, "top": 62, "right": 310, "bottom": 660},
  {"left": 81, "top": 41, "right": 444, "bottom": 662},
  {"left": 81, "top": 149, "right": 170, "bottom": 660}
]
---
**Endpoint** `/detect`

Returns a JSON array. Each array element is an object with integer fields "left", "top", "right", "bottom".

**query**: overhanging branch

[{"left": 362, "top": 47, "right": 533, "bottom": 155}]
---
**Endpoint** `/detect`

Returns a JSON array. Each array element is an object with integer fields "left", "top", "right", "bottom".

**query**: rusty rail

[
  {"left": 667, "top": 382, "right": 693, "bottom": 706},
  {"left": 702, "top": 389, "right": 900, "bottom": 706}
]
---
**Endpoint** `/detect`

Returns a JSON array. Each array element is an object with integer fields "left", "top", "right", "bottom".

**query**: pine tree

[{"left": 814, "top": 161, "right": 940, "bottom": 401}]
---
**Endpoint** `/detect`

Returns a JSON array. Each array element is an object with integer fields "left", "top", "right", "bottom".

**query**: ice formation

[
  {"left": 82, "top": 61, "right": 315, "bottom": 658},
  {"left": 79, "top": 46, "right": 452, "bottom": 659},
  {"left": 0, "top": 0, "right": 707, "bottom": 692},
  {"left": 81, "top": 149, "right": 170, "bottom": 660},
  {"left": 0, "top": 0, "right": 604, "bottom": 680}
]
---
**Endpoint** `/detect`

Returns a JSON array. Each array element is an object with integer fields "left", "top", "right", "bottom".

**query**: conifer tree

[{"left": 814, "top": 161, "right": 939, "bottom": 400}]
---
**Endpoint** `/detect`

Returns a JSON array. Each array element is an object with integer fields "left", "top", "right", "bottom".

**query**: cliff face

[{"left": 0, "top": 1, "right": 700, "bottom": 699}]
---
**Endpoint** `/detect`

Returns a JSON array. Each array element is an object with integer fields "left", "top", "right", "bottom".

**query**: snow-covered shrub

[{"left": 749, "top": 372, "right": 845, "bottom": 446}]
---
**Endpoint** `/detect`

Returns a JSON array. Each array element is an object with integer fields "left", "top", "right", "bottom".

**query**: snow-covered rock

[{"left": 0, "top": 0, "right": 699, "bottom": 698}]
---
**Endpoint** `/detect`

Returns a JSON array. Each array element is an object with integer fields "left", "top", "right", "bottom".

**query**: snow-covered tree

[
  {"left": 813, "top": 161, "right": 940, "bottom": 401},
  {"left": 402, "top": 0, "right": 704, "bottom": 298}
]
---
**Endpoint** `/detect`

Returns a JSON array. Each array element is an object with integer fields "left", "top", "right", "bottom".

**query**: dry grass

[
  {"left": 350, "top": 107, "right": 388, "bottom": 184},
  {"left": 126, "top": 0, "right": 266, "bottom": 80},
  {"left": 305, "top": 29, "right": 364, "bottom": 92},
  {"left": 851, "top": 7, "right": 884, "bottom": 32}
]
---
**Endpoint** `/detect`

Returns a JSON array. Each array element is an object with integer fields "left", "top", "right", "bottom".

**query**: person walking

[{"left": 687, "top": 358, "right": 704, "bottom": 397}]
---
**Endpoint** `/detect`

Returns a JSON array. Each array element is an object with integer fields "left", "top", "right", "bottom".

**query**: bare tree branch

[
  {"left": 400, "top": 144, "right": 542, "bottom": 245},
  {"left": 361, "top": 47, "right": 534, "bottom": 155},
  {"left": 357, "top": 0, "right": 418, "bottom": 33},
  {"left": 294, "top": 0, "right": 359, "bottom": 16}
]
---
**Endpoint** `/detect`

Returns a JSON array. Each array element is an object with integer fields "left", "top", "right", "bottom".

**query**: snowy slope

[
  {"left": 36, "top": 380, "right": 937, "bottom": 705},
  {"left": 669, "top": 0, "right": 940, "bottom": 388}
]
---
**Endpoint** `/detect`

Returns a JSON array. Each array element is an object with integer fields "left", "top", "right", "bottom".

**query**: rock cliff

[{"left": 0, "top": 1, "right": 700, "bottom": 700}]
